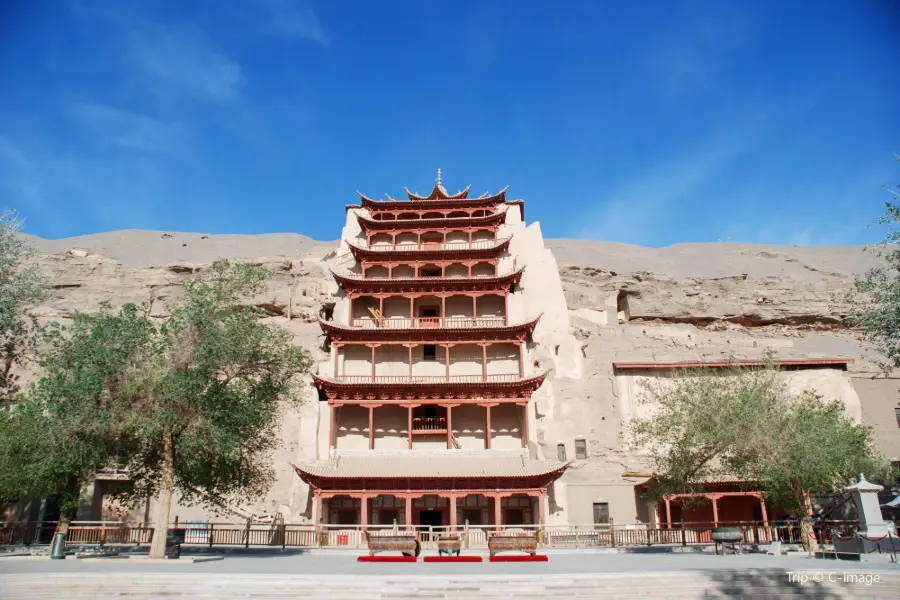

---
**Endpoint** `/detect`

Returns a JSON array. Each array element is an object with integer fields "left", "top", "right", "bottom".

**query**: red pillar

[
  {"left": 445, "top": 345, "right": 451, "bottom": 380},
  {"left": 333, "top": 343, "right": 340, "bottom": 378},
  {"left": 408, "top": 406, "right": 413, "bottom": 449},
  {"left": 370, "top": 345, "right": 376, "bottom": 380},
  {"left": 441, "top": 295, "right": 446, "bottom": 324},
  {"left": 481, "top": 344, "right": 488, "bottom": 381},
  {"left": 521, "top": 404, "right": 529, "bottom": 448},
  {"left": 408, "top": 344, "right": 413, "bottom": 378},
  {"left": 664, "top": 497, "right": 672, "bottom": 529},
  {"left": 446, "top": 405, "right": 453, "bottom": 449},
  {"left": 504, "top": 294, "right": 509, "bottom": 325},
  {"left": 538, "top": 492, "right": 547, "bottom": 525},
  {"left": 472, "top": 295, "right": 477, "bottom": 320},
  {"left": 329, "top": 405, "right": 337, "bottom": 449},
  {"left": 360, "top": 496, "right": 368, "bottom": 530},
  {"left": 405, "top": 494, "right": 413, "bottom": 530},
  {"left": 494, "top": 495, "right": 502, "bottom": 530},
  {"left": 518, "top": 342, "right": 525, "bottom": 377},
  {"left": 449, "top": 494, "right": 457, "bottom": 532},
  {"left": 409, "top": 296, "right": 414, "bottom": 320},
  {"left": 485, "top": 404, "right": 492, "bottom": 449},
  {"left": 368, "top": 406, "right": 375, "bottom": 450},
  {"left": 711, "top": 495, "right": 720, "bottom": 527}
]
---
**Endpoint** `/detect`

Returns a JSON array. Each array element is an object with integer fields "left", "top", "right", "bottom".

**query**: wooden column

[
  {"left": 312, "top": 493, "right": 320, "bottom": 525},
  {"left": 405, "top": 494, "right": 412, "bottom": 530},
  {"left": 538, "top": 492, "right": 547, "bottom": 525},
  {"left": 329, "top": 405, "right": 337, "bottom": 449},
  {"left": 493, "top": 495, "right": 502, "bottom": 530},
  {"left": 521, "top": 404, "right": 529, "bottom": 448},
  {"left": 446, "top": 405, "right": 453, "bottom": 449},
  {"left": 333, "top": 344, "right": 340, "bottom": 378},
  {"left": 444, "top": 345, "right": 450, "bottom": 379},
  {"left": 504, "top": 294, "right": 509, "bottom": 325},
  {"left": 370, "top": 345, "right": 376, "bottom": 380},
  {"left": 378, "top": 296, "right": 384, "bottom": 314},
  {"left": 408, "top": 406, "right": 413, "bottom": 449},
  {"left": 368, "top": 406, "right": 375, "bottom": 450},
  {"left": 441, "top": 295, "right": 446, "bottom": 322},
  {"left": 408, "top": 344, "right": 413, "bottom": 378},
  {"left": 472, "top": 295, "right": 477, "bottom": 320},
  {"left": 409, "top": 296, "right": 415, "bottom": 320},
  {"left": 348, "top": 298, "right": 353, "bottom": 324},
  {"left": 485, "top": 404, "right": 492, "bottom": 449},
  {"left": 449, "top": 494, "right": 457, "bottom": 532},
  {"left": 360, "top": 496, "right": 368, "bottom": 530},
  {"left": 518, "top": 342, "right": 525, "bottom": 377},
  {"left": 664, "top": 496, "right": 672, "bottom": 529},
  {"left": 481, "top": 344, "right": 488, "bottom": 381},
  {"left": 711, "top": 495, "right": 720, "bottom": 527}
]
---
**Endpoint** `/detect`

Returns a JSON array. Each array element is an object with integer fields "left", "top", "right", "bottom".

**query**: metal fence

[{"left": 0, "top": 520, "right": 859, "bottom": 550}]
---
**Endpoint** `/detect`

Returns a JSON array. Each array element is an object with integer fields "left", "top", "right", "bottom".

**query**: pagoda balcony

[
  {"left": 356, "top": 208, "right": 508, "bottom": 232},
  {"left": 312, "top": 371, "right": 549, "bottom": 401},
  {"left": 331, "top": 266, "right": 524, "bottom": 295},
  {"left": 351, "top": 238, "right": 509, "bottom": 252},
  {"left": 318, "top": 314, "right": 541, "bottom": 343},
  {"left": 351, "top": 316, "right": 507, "bottom": 329},
  {"left": 411, "top": 416, "right": 447, "bottom": 432},
  {"left": 347, "top": 238, "right": 511, "bottom": 262}
]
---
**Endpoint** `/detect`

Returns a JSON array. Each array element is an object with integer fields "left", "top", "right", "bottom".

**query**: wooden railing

[
  {"left": 333, "top": 374, "right": 522, "bottom": 384},
  {"left": 0, "top": 520, "right": 862, "bottom": 551},
  {"left": 350, "top": 317, "right": 507, "bottom": 329},
  {"left": 356, "top": 238, "right": 508, "bottom": 252},
  {"left": 412, "top": 416, "right": 447, "bottom": 431}
]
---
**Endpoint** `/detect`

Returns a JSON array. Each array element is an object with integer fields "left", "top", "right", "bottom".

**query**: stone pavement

[{"left": 1, "top": 553, "right": 897, "bottom": 599}]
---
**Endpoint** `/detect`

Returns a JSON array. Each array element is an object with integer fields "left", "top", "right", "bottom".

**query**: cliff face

[{"left": 22, "top": 231, "right": 892, "bottom": 524}]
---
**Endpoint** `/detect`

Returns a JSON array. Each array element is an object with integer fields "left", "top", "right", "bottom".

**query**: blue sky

[{"left": 0, "top": 1, "right": 897, "bottom": 246}]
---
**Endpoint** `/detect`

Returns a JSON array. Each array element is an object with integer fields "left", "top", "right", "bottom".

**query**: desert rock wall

[{"left": 21, "top": 231, "right": 898, "bottom": 524}]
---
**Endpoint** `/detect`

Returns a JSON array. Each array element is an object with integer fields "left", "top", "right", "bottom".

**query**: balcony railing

[
  {"left": 333, "top": 374, "right": 522, "bottom": 384},
  {"left": 350, "top": 317, "right": 507, "bottom": 329},
  {"left": 353, "top": 238, "right": 508, "bottom": 252},
  {"left": 412, "top": 416, "right": 447, "bottom": 431}
]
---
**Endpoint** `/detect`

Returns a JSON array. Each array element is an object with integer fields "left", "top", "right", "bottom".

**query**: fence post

[
  {"left": 610, "top": 520, "right": 616, "bottom": 547},
  {"left": 680, "top": 521, "right": 686, "bottom": 547},
  {"left": 245, "top": 518, "right": 251, "bottom": 549},
  {"left": 209, "top": 523, "right": 214, "bottom": 548},
  {"left": 464, "top": 520, "right": 469, "bottom": 549}
]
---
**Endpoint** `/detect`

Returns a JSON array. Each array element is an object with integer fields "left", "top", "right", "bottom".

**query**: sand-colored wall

[{"left": 851, "top": 377, "right": 900, "bottom": 462}]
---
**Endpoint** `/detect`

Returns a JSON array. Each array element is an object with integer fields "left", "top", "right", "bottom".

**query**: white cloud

[
  {"left": 258, "top": 0, "right": 329, "bottom": 46},
  {"left": 129, "top": 28, "right": 245, "bottom": 103},
  {"left": 69, "top": 103, "right": 192, "bottom": 156}
]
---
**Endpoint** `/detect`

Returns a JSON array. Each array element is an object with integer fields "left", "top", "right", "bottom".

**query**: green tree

[
  {"left": 848, "top": 156, "right": 900, "bottom": 370},
  {"left": 0, "top": 210, "right": 46, "bottom": 404},
  {"left": 5, "top": 261, "right": 312, "bottom": 557},
  {"left": 631, "top": 363, "right": 886, "bottom": 552}
]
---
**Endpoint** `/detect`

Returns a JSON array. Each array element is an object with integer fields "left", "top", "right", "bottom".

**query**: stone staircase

[{"left": 2, "top": 571, "right": 898, "bottom": 599}]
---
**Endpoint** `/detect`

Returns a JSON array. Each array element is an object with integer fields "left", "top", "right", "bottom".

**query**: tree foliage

[
  {"left": 0, "top": 210, "right": 46, "bottom": 403},
  {"left": 848, "top": 156, "right": 900, "bottom": 371},
  {"left": 0, "top": 261, "right": 312, "bottom": 555},
  {"left": 630, "top": 362, "right": 887, "bottom": 550}
]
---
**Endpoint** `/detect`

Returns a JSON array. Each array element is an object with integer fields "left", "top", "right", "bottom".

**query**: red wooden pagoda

[{"left": 294, "top": 171, "right": 568, "bottom": 530}]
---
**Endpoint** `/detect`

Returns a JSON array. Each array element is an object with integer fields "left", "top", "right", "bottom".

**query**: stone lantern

[{"left": 845, "top": 473, "right": 894, "bottom": 537}]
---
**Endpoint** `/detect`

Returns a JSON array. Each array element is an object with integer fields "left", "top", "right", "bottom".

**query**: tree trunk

[
  {"left": 799, "top": 513, "right": 819, "bottom": 555},
  {"left": 149, "top": 428, "right": 175, "bottom": 559},
  {"left": 48, "top": 507, "right": 76, "bottom": 556}
]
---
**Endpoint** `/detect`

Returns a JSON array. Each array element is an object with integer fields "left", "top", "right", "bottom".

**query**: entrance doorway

[{"left": 419, "top": 510, "right": 443, "bottom": 528}]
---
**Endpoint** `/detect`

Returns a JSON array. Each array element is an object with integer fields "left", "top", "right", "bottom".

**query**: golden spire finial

[{"left": 436, "top": 168, "right": 442, "bottom": 186}]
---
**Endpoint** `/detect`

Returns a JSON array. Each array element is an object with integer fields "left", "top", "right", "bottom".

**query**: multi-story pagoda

[{"left": 293, "top": 171, "right": 569, "bottom": 530}]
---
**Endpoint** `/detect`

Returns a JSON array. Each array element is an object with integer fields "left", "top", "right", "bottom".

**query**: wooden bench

[
  {"left": 365, "top": 533, "right": 420, "bottom": 557},
  {"left": 487, "top": 532, "right": 538, "bottom": 556},
  {"left": 437, "top": 535, "right": 461, "bottom": 556}
]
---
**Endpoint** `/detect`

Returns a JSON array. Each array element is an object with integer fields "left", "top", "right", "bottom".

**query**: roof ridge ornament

[{"left": 436, "top": 168, "right": 442, "bottom": 186}]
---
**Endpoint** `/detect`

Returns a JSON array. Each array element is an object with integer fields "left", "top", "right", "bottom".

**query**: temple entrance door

[{"left": 419, "top": 510, "right": 443, "bottom": 528}]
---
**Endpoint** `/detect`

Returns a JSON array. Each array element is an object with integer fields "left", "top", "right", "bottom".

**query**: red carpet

[
  {"left": 423, "top": 556, "right": 483, "bottom": 563},
  {"left": 489, "top": 554, "right": 548, "bottom": 562},
  {"left": 357, "top": 555, "right": 417, "bottom": 562}
]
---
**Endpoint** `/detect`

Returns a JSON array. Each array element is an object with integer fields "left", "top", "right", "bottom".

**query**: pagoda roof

[
  {"left": 312, "top": 371, "right": 549, "bottom": 401},
  {"left": 293, "top": 452, "right": 569, "bottom": 486},
  {"left": 346, "top": 237, "right": 511, "bottom": 262},
  {"left": 356, "top": 208, "right": 508, "bottom": 232},
  {"left": 318, "top": 314, "right": 542, "bottom": 343},
  {"left": 331, "top": 266, "right": 525, "bottom": 295},
  {"left": 356, "top": 187, "right": 509, "bottom": 211},
  {"left": 404, "top": 179, "right": 472, "bottom": 200}
]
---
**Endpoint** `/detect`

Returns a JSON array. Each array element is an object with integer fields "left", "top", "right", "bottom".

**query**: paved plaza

[{"left": 1, "top": 552, "right": 897, "bottom": 599}]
